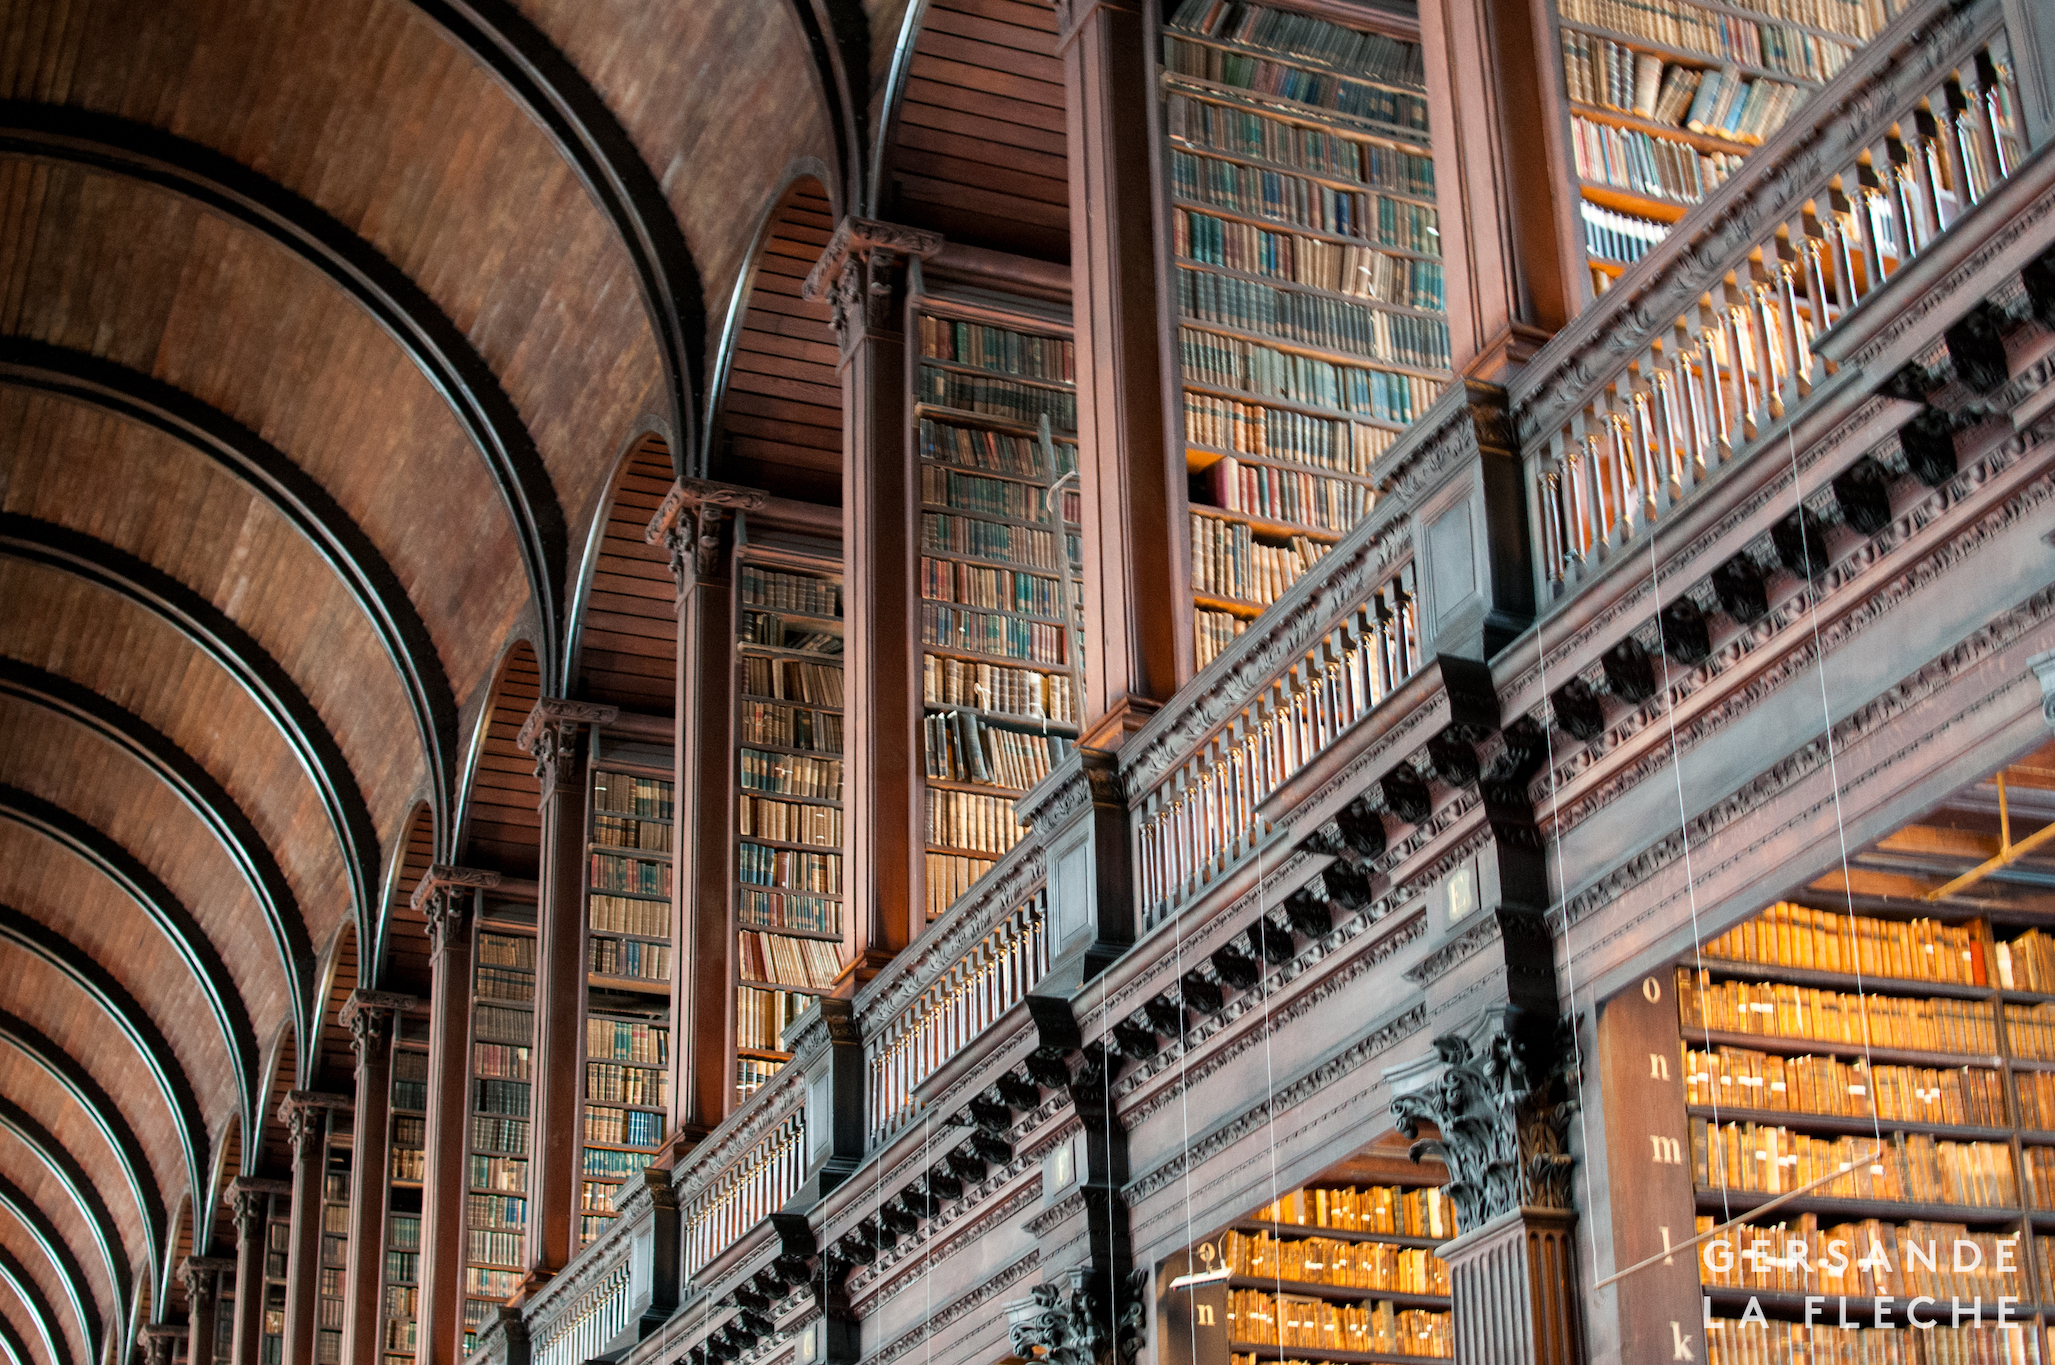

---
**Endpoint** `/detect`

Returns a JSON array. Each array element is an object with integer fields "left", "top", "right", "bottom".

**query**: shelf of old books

[
  {"left": 260, "top": 1189, "right": 290, "bottom": 1365},
  {"left": 318, "top": 1113, "right": 351, "bottom": 1365},
  {"left": 1554, "top": 0, "right": 1909, "bottom": 292},
  {"left": 464, "top": 913, "right": 533, "bottom": 1352},
  {"left": 914, "top": 299, "right": 1082, "bottom": 922},
  {"left": 382, "top": 1019, "right": 427, "bottom": 1365},
  {"left": 1677, "top": 897, "right": 2055, "bottom": 1348},
  {"left": 1161, "top": 0, "right": 1453, "bottom": 670},
  {"left": 581, "top": 763, "right": 674, "bottom": 1245},
  {"left": 735, "top": 549, "right": 849, "bottom": 1105}
]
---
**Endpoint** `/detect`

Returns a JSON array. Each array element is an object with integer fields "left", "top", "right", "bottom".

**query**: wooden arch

[
  {"left": 0, "top": 1240, "right": 67, "bottom": 1365},
  {"left": 563, "top": 430, "right": 680, "bottom": 713},
  {"left": 0, "top": 1096, "right": 130, "bottom": 1351},
  {"left": 457, "top": 640, "right": 545, "bottom": 877},
  {"left": 0, "top": 1174, "right": 97, "bottom": 1365}
]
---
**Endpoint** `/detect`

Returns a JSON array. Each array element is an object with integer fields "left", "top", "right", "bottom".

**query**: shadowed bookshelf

[
  {"left": 463, "top": 912, "right": 533, "bottom": 1352},
  {"left": 381, "top": 1019, "right": 427, "bottom": 1365},
  {"left": 1160, "top": 0, "right": 1452, "bottom": 667}
]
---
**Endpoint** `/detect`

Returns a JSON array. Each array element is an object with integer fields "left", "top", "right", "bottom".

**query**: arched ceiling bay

[{"left": 570, "top": 433, "right": 679, "bottom": 714}]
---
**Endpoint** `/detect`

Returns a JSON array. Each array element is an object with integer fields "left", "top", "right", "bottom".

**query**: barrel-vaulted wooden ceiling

[{"left": 0, "top": 0, "right": 1067, "bottom": 1355}]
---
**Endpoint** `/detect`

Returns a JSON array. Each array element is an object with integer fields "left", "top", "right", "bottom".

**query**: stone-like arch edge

[
  {"left": 0, "top": 515, "right": 382, "bottom": 997},
  {"left": 0, "top": 1095, "right": 131, "bottom": 1359},
  {"left": 0, "top": 1304, "right": 32, "bottom": 1365},
  {"left": 0, "top": 329, "right": 458, "bottom": 856},
  {"left": 784, "top": 0, "right": 871, "bottom": 209},
  {"left": 561, "top": 419, "right": 675, "bottom": 691},
  {"left": 0, "top": 1175, "right": 98, "bottom": 1365},
  {"left": 0, "top": 787, "right": 258, "bottom": 1160},
  {"left": 866, "top": 0, "right": 936, "bottom": 221},
  {"left": 403, "top": 0, "right": 709, "bottom": 471},
  {"left": 0, "top": 660, "right": 316, "bottom": 1076},
  {"left": 701, "top": 160, "right": 840, "bottom": 480},
  {"left": 0, "top": 1212, "right": 76, "bottom": 1365},
  {"left": 0, "top": 101, "right": 568, "bottom": 685}
]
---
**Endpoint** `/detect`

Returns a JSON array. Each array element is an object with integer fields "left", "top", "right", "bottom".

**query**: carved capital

[
  {"left": 179, "top": 1256, "right": 233, "bottom": 1305},
  {"left": 278, "top": 1091, "right": 351, "bottom": 1157},
  {"left": 1004, "top": 1266, "right": 1147, "bottom": 1365},
  {"left": 141, "top": 1325, "right": 182, "bottom": 1365},
  {"left": 1386, "top": 1008, "right": 1576, "bottom": 1231},
  {"left": 644, "top": 476, "right": 770, "bottom": 587},
  {"left": 801, "top": 218, "right": 943, "bottom": 350},
  {"left": 227, "top": 1177, "right": 289, "bottom": 1239},
  {"left": 517, "top": 697, "right": 617, "bottom": 800},
  {"left": 340, "top": 989, "right": 416, "bottom": 1062}
]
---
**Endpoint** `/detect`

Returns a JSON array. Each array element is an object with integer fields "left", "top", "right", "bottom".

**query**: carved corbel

[
  {"left": 800, "top": 218, "right": 943, "bottom": 356},
  {"left": 278, "top": 1091, "right": 352, "bottom": 1159},
  {"left": 226, "top": 1177, "right": 289, "bottom": 1239},
  {"left": 643, "top": 476, "right": 770, "bottom": 590},
  {"left": 339, "top": 989, "right": 417, "bottom": 1064},
  {"left": 1005, "top": 1265, "right": 1148, "bottom": 1365},
  {"left": 516, "top": 697, "right": 620, "bottom": 801}
]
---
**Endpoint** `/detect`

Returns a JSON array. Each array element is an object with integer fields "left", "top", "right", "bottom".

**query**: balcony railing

[
  {"left": 530, "top": 1262, "right": 632, "bottom": 1365},
  {"left": 1517, "top": 0, "right": 2029, "bottom": 596},
  {"left": 679, "top": 1073, "right": 807, "bottom": 1281}
]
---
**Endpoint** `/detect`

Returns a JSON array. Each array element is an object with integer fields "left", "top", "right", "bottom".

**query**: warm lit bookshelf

[
  {"left": 464, "top": 916, "right": 534, "bottom": 1352},
  {"left": 260, "top": 1191, "right": 290, "bottom": 1365},
  {"left": 913, "top": 299, "right": 1083, "bottom": 919},
  {"left": 1160, "top": 0, "right": 1451, "bottom": 668},
  {"left": 317, "top": 1114, "right": 351, "bottom": 1365},
  {"left": 1675, "top": 898, "right": 2055, "bottom": 1343},
  {"left": 382, "top": 1020, "right": 427, "bottom": 1365},
  {"left": 734, "top": 548, "right": 848, "bottom": 1103}
]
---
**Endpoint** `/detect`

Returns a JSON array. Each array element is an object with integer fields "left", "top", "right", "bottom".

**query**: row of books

[
  {"left": 1197, "top": 607, "right": 1251, "bottom": 668},
  {"left": 1698, "top": 1320, "right": 2030, "bottom": 1363},
  {"left": 582, "top": 1148, "right": 639, "bottom": 1179},
  {"left": 917, "top": 318, "right": 1075, "bottom": 384},
  {"left": 738, "top": 841, "right": 841, "bottom": 894},
  {"left": 1572, "top": 115, "right": 1746, "bottom": 205},
  {"left": 476, "top": 967, "right": 534, "bottom": 1004},
  {"left": 470, "top": 1116, "right": 528, "bottom": 1156},
  {"left": 924, "top": 710, "right": 1067, "bottom": 790},
  {"left": 738, "top": 793, "right": 842, "bottom": 849},
  {"left": 584, "top": 1105, "right": 663, "bottom": 1148},
  {"left": 736, "top": 1056, "right": 783, "bottom": 1101},
  {"left": 2023, "top": 1149, "right": 2055, "bottom": 1209},
  {"left": 1165, "top": 92, "right": 1434, "bottom": 196},
  {"left": 1681, "top": 1044, "right": 2008, "bottom": 1126},
  {"left": 921, "top": 603, "right": 1069, "bottom": 666},
  {"left": 919, "top": 419, "right": 1074, "bottom": 480},
  {"left": 738, "top": 930, "right": 844, "bottom": 991},
  {"left": 466, "top": 1192, "right": 524, "bottom": 1230},
  {"left": 478, "top": 933, "right": 534, "bottom": 969},
  {"left": 1215, "top": 1229, "right": 1450, "bottom": 1294},
  {"left": 1192, "top": 515, "right": 1330, "bottom": 606},
  {"left": 471, "top": 1042, "right": 530, "bottom": 1080},
  {"left": 1557, "top": 0, "right": 1855, "bottom": 80},
  {"left": 1167, "top": 0, "right": 1429, "bottom": 85},
  {"left": 921, "top": 557, "right": 1071, "bottom": 620},
  {"left": 1184, "top": 333, "right": 1439, "bottom": 424},
  {"left": 593, "top": 811, "right": 671, "bottom": 852},
  {"left": 922, "top": 465, "right": 1069, "bottom": 524},
  {"left": 588, "top": 935, "right": 670, "bottom": 982},
  {"left": 393, "top": 1114, "right": 425, "bottom": 1149},
  {"left": 390, "top": 1148, "right": 424, "bottom": 1182},
  {"left": 1697, "top": 1215, "right": 2021, "bottom": 1300},
  {"left": 928, "top": 853, "right": 997, "bottom": 921},
  {"left": 589, "top": 893, "right": 667, "bottom": 939},
  {"left": 1693, "top": 1121, "right": 2019, "bottom": 1206},
  {"left": 1678, "top": 970, "right": 1999, "bottom": 1054},
  {"left": 1706, "top": 904, "right": 1990, "bottom": 984},
  {"left": 923, "top": 656, "right": 1077, "bottom": 724},
  {"left": 580, "top": 1181, "right": 618, "bottom": 1214},
  {"left": 740, "top": 747, "right": 842, "bottom": 800},
  {"left": 1204, "top": 456, "right": 1375, "bottom": 535},
  {"left": 590, "top": 852, "right": 671, "bottom": 898},
  {"left": 591, "top": 771, "right": 674, "bottom": 821},
  {"left": 737, "top": 985, "right": 810, "bottom": 1053},
  {"left": 585, "top": 1062, "right": 666, "bottom": 1108},
  {"left": 922, "top": 512, "right": 1077, "bottom": 572},
  {"left": 2004, "top": 1003, "right": 2055, "bottom": 1061},
  {"left": 739, "top": 613, "right": 842, "bottom": 653},
  {"left": 1581, "top": 199, "right": 1670, "bottom": 263},
  {"left": 1161, "top": 38, "right": 1431, "bottom": 136},
  {"left": 1999, "top": 928, "right": 2055, "bottom": 992},
  {"left": 739, "top": 566, "right": 840, "bottom": 618},
  {"left": 588, "top": 1017, "right": 666, "bottom": 1064},
  {"left": 1177, "top": 268, "right": 1452, "bottom": 369},
  {"left": 1252, "top": 1184, "right": 1459, "bottom": 1238},
  {"left": 466, "top": 1230, "right": 523, "bottom": 1269},
  {"left": 1565, "top": 35, "right": 1805, "bottom": 145},
  {"left": 740, "top": 656, "right": 845, "bottom": 708},
  {"left": 1176, "top": 209, "right": 1445, "bottom": 307},
  {"left": 926, "top": 787, "right": 1028, "bottom": 857},
  {"left": 578, "top": 1214, "right": 610, "bottom": 1246},
  {"left": 1172, "top": 149, "right": 1437, "bottom": 245},
  {"left": 389, "top": 1075, "right": 423, "bottom": 1111},
  {"left": 740, "top": 700, "right": 842, "bottom": 754},
  {"left": 739, "top": 889, "right": 841, "bottom": 936},
  {"left": 1731, "top": 0, "right": 1893, "bottom": 42},
  {"left": 917, "top": 369, "right": 1078, "bottom": 430},
  {"left": 1183, "top": 392, "right": 1392, "bottom": 472},
  {"left": 474, "top": 1079, "right": 531, "bottom": 1118},
  {"left": 464, "top": 1266, "right": 518, "bottom": 1299},
  {"left": 1225, "top": 1289, "right": 1452, "bottom": 1356},
  {"left": 470, "top": 1154, "right": 526, "bottom": 1193},
  {"left": 474, "top": 1005, "right": 531, "bottom": 1046}
]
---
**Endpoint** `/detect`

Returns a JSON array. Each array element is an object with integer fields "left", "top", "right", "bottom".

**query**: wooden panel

[
  {"left": 573, "top": 433, "right": 678, "bottom": 712},
  {"left": 880, "top": 0, "right": 1068, "bottom": 260},
  {"left": 0, "top": 1127, "right": 114, "bottom": 1333},
  {"left": 379, "top": 804, "right": 437, "bottom": 1000},
  {"left": 460, "top": 642, "right": 542, "bottom": 878},
  {"left": 311, "top": 927, "right": 358, "bottom": 1095},
  {"left": 0, "top": 1205, "right": 86, "bottom": 1365}
]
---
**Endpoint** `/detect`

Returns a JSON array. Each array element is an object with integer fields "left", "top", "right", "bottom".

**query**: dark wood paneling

[
  {"left": 378, "top": 804, "right": 437, "bottom": 1000},
  {"left": 460, "top": 642, "right": 543, "bottom": 878},
  {"left": 573, "top": 433, "right": 679, "bottom": 712}
]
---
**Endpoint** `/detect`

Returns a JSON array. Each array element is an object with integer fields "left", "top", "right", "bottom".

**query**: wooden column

[
  {"left": 278, "top": 1092, "right": 349, "bottom": 1365},
  {"left": 340, "top": 990, "right": 415, "bottom": 1365},
  {"left": 1057, "top": 0, "right": 1190, "bottom": 730},
  {"left": 181, "top": 1257, "right": 232, "bottom": 1365},
  {"left": 1417, "top": 0, "right": 1586, "bottom": 378},
  {"left": 226, "top": 1179, "right": 287, "bottom": 1365},
  {"left": 412, "top": 871, "right": 477, "bottom": 1365},
  {"left": 803, "top": 219, "right": 941, "bottom": 983},
  {"left": 647, "top": 480, "right": 764, "bottom": 1138},
  {"left": 515, "top": 700, "right": 609, "bottom": 1286}
]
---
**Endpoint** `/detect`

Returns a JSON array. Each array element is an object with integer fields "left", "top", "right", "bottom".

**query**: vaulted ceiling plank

[
  {"left": 0, "top": 1221, "right": 73, "bottom": 1365},
  {"left": 0, "top": 1098, "right": 130, "bottom": 1346},
  {"left": 0, "top": 1176, "right": 99, "bottom": 1365}
]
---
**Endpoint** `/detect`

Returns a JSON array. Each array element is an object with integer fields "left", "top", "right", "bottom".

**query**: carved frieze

[
  {"left": 1005, "top": 1267, "right": 1147, "bottom": 1365},
  {"left": 800, "top": 218, "right": 943, "bottom": 352},
  {"left": 645, "top": 476, "right": 771, "bottom": 587}
]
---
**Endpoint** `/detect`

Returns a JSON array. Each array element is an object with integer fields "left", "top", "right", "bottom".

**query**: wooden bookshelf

[
  {"left": 317, "top": 1114, "right": 351, "bottom": 1365},
  {"left": 260, "top": 1191, "right": 290, "bottom": 1365},
  {"left": 733, "top": 550, "right": 848, "bottom": 1103},
  {"left": 381, "top": 1023, "right": 427, "bottom": 1365},
  {"left": 912, "top": 298, "right": 1083, "bottom": 923},
  {"left": 1159, "top": 0, "right": 1452, "bottom": 669},
  {"left": 463, "top": 916, "right": 533, "bottom": 1352}
]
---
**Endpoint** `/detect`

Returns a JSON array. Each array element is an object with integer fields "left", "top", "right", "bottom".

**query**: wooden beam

[
  {"left": 0, "top": 515, "right": 384, "bottom": 990},
  {"left": 0, "top": 342, "right": 459, "bottom": 865},
  {"left": 0, "top": 1307, "right": 29, "bottom": 1365},
  {"left": 0, "top": 1244, "right": 67, "bottom": 1365},
  {"left": 0, "top": 1096, "right": 130, "bottom": 1353},
  {"left": 786, "top": 0, "right": 871, "bottom": 205},
  {"left": 0, "top": 787, "right": 259, "bottom": 1159},
  {"left": 0, "top": 103, "right": 568, "bottom": 682},
  {"left": 0, "top": 1174, "right": 99, "bottom": 1365},
  {"left": 0, "top": 660, "right": 316, "bottom": 1075}
]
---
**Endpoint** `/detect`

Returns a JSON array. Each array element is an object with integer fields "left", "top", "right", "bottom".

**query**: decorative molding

[
  {"left": 1017, "top": 747, "right": 1123, "bottom": 833},
  {"left": 861, "top": 1252, "right": 1042, "bottom": 1365},
  {"left": 800, "top": 218, "right": 943, "bottom": 347},
  {"left": 517, "top": 696, "right": 616, "bottom": 799},
  {"left": 854, "top": 845, "right": 1047, "bottom": 1034},
  {"left": 1005, "top": 1267, "right": 1148, "bottom": 1365},
  {"left": 1400, "top": 913, "right": 1503, "bottom": 987},
  {"left": 645, "top": 476, "right": 772, "bottom": 584}
]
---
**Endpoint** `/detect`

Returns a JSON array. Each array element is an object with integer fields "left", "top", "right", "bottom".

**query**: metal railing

[
  {"left": 1521, "top": 0, "right": 2028, "bottom": 595},
  {"left": 863, "top": 887, "right": 1049, "bottom": 1144}
]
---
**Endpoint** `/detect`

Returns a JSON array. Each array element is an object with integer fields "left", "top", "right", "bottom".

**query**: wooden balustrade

[
  {"left": 1518, "top": 0, "right": 2029, "bottom": 595},
  {"left": 529, "top": 1263, "right": 632, "bottom": 1365},
  {"left": 679, "top": 1091, "right": 807, "bottom": 1281}
]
